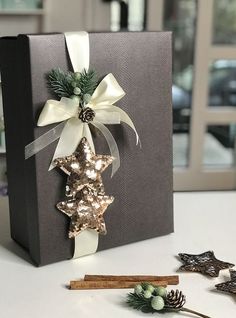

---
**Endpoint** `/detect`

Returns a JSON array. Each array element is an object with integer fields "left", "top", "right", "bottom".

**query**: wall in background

[
  {"left": 0, "top": 0, "right": 111, "bottom": 37},
  {"left": 44, "top": 0, "right": 110, "bottom": 32}
]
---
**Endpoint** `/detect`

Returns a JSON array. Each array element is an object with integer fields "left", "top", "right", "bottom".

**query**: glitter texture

[
  {"left": 54, "top": 137, "right": 114, "bottom": 238},
  {"left": 178, "top": 251, "right": 235, "bottom": 277}
]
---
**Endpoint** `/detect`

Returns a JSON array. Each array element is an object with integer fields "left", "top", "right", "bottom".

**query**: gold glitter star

[
  {"left": 57, "top": 187, "right": 114, "bottom": 238},
  {"left": 215, "top": 270, "right": 236, "bottom": 295},
  {"left": 178, "top": 251, "right": 235, "bottom": 277},
  {"left": 54, "top": 137, "right": 113, "bottom": 197}
]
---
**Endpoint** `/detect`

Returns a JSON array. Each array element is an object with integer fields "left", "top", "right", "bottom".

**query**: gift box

[{"left": 0, "top": 31, "right": 173, "bottom": 266}]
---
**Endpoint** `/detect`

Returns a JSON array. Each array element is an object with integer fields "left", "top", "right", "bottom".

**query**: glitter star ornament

[
  {"left": 54, "top": 137, "right": 114, "bottom": 238},
  {"left": 178, "top": 251, "right": 234, "bottom": 277},
  {"left": 54, "top": 137, "right": 114, "bottom": 197},
  {"left": 57, "top": 187, "right": 114, "bottom": 238},
  {"left": 215, "top": 270, "right": 236, "bottom": 295}
]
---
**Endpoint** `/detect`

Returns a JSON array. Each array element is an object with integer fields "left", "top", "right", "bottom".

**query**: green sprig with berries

[
  {"left": 127, "top": 283, "right": 211, "bottom": 318},
  {"left": 47, "top": 68, "right": 98, "bottom": 107},
  {"left": 127, "top": 283, "right": 168, "bottom": 313}
]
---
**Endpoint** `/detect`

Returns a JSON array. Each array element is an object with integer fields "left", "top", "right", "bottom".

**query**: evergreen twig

[
  {"left": 126, "top": 293, "right": 154, "bottom": 313},
  {"left": 76, "top": 69, "right": 98, "bottom": 96},
  {"left": 47, "top": 68, "right": 98, "bottom": 101},
  {"left": 127, "top": 289, "right": 212, "bottom": 317},
  {"left": 47, "top": 68, "right": 74, "bottom": 98}
]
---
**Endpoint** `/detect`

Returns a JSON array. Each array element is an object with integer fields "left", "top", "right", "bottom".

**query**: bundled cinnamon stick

[
  {"left": 70, "top": 280, "right": 168, "bottom": 290},
  {"left": 84, "top": 275, "right": 179, "bottom": 285},
  {"left": 69, "top": 274, "right": 179, "bottom": 290}
]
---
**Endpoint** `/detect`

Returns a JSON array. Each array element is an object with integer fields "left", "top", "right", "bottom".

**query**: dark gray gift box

[{"left": 0, "top": 32, "right": 173, "bottom": 266}]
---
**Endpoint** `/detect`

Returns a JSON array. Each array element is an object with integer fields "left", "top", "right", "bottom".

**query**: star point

[
  {"left": 57, "top": 187, "right": 114, "bottom": 238},
  {"left": 54, "top": 137, "right": 114, "bottom": 238},
  {"left": 54, "top": 137, "right": 113, "bottom": 196},
  {"left": 178, "top": 251, "right": 235, "bottom": 277},
  {"left": 215, "top": 270, "right": 236, "bottom": 295}
]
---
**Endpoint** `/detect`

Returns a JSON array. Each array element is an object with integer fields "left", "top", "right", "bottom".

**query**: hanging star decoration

[
  {"left": 178, "top": 251, "right": 235, "bottom": 277},
  {"left": 25, "top": 68, "right": 139, "bottom": 175},
  {"left": 215, "top": 270, "right": 236, "bottom": 295},
  {"left": 54, "top": 136, "right": 113, "bottom": 197},
  {"left": 54, "top": 137, "right": 114, "bottom": 238}
]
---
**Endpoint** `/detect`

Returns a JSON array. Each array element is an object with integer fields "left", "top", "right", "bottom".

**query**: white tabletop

[{"left": 0, "top": 192, "right": 235, "bottom": 318}]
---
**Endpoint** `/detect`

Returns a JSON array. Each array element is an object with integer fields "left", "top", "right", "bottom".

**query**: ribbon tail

[
  {"left": 25, "top": 121, "right": 66, "bottom": 159},
  {"left": 49, "top": 118, "right": 84, "bottom": 170},
  {"left": 95, "top": 105, "right": 140, "bottom": 146},
  {"left": 94, "top": 109, "right": 121, "bottom": 124},
  {"left": 92, "top": 120, "right": 120, "bottom": 177},
  {"left": 83, "top": 123, "right": 95, "bottom": 153},
  {"left": 113, "top": 106, "right": 140, "bottom": 146}
]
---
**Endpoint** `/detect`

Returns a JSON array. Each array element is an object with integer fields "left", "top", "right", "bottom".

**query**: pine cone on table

[{"left": 165, "top": 289, "right": 186, "bottom": 310}]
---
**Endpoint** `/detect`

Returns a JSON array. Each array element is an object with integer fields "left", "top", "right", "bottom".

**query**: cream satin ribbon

[
  {"left": 24, "top": 31, "right": 139, "bottom": 259},
  {"left": 35, "top": 72, "right": 139, "bottom": 175}
]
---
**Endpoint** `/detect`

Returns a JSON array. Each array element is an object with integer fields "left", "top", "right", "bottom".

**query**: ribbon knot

[{"left": 25, "top": 73, "right": 139, "bottom": 176}]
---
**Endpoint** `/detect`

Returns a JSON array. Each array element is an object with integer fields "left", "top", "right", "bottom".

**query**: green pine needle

[
  {"left": 47, "top": 68, "right": 74, "bottom": 98},
  {"left": 126, "top": 293, "right": 154, "bottom": 313},
  {"left": 47, "top": 68, "right": 98, "bottom": 100},
  {"left": 76, "top": 69, "right": 98, "bottom": 96}
]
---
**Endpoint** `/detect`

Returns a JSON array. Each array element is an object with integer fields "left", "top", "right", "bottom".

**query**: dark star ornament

[
  {"left": 54, "top": 137, "right": 113, "bottom": 197},
  {"left": 178, "top": 251, "right": 235, "bottom": 277},
  {"left": 215, "top": 270, "right": 236, "bottom": 295},
  {"left": 57, "top": 187, "right": 114, "bottom": 238}
]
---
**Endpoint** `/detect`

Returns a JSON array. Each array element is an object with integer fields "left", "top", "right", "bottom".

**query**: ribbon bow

[{"left": 25, "top": 73, "right": 139, "bottom": 176}]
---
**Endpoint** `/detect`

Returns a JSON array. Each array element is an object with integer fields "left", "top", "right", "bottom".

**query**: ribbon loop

[
  {"left": 38, "top": 97, "right": 79, "bottom": 126},
  {"left": 89, "top": 73, "right": 125, "bottom": 107},
  {"left": 25, "top": 33, "right": 139, "bottom": 176}
]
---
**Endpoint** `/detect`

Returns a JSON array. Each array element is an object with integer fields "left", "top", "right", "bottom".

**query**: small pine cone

[
  {"left": 165, "top": 289, "right": 186, "bottom": 309},
  {"left": 79, "top": 107, "right": 95, "bottom": 123}
]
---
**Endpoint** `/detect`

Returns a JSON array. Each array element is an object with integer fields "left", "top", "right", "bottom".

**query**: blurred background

[{"left": 1, "top": 0, "right": 236, "bottom": 193}]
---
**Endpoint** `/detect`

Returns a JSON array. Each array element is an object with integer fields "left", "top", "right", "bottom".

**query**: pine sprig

[
  {"left": 47, "top": 68, "right": 98, "bottom": 102},
  {"left": 127, "top": 284, "right": 210, "bottom": 318},
  {"left": 126, "top": 293, "right": 154, "bottom": 313},
  {"left": 76, "top": 69, "right": 98, "bottom": 96},
  {"left": 47, "top": 68, "right": 74, "bottom": 98}
]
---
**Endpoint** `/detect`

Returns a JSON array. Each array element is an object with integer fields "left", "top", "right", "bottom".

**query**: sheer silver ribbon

[{"left": 25, "top": 33, "right": 139, "bottom": 176}]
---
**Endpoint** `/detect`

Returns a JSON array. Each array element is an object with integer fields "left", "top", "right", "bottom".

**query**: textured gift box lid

[{"left": 0, "top": 32, "right": 173, "bottom": 266}]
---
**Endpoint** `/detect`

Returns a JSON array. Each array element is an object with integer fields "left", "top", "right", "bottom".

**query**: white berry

[
  {"left": 147, "top": 284, "right": 155, "bottom": 293},
  {"left": 143, "top": 290, "right": 152, "bottom": 299},
  {"left": 155, "top": 286, "right": 167, "bottom": 297},
  {"left": 151, "top": 296, "right": 165, "bottom": 311},
  {"left": 73, "top": 87, "right": 81, "bottom": 95},
  {"left": 75, "top": 72, "right": 81, "bottom": 80},
  {"left": 134, "top": 284, "right": 143, "bottom": 295}
]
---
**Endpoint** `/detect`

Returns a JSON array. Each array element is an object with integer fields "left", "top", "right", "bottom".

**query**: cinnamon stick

[
  {"left": 70, "top": 280, "right": 168, "bottom": 290},
  {"left": 84, "top": 275, "right": 179, "bottom": 285}
]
